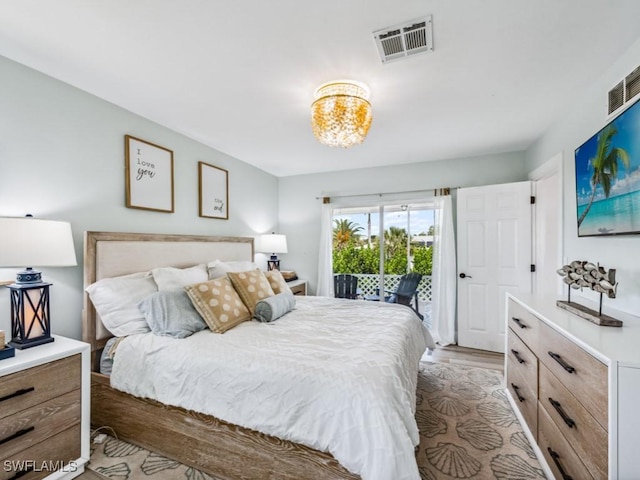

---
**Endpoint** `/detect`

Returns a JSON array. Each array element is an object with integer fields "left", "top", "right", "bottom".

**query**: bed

[{"left": 82, "top": 231, "right": 434, "bottom": 480}]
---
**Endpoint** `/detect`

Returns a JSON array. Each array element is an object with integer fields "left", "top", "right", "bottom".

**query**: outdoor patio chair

[
  {"left": 334, "top": 274, "right": 359, "bottom": 299},
  {"left": 365, "top": 273, "right": 424, "bottom": 320}
]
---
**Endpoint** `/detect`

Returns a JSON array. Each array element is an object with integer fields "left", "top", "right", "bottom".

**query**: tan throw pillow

[
  {"left": 227, "top": 270, "right": 275, "bottom": 314},
  {"left": 264, "top": 270, "right": 292, "bottom": 295},
  {"left": 185, "top": 277, "right": 250, "bottom": 333}
]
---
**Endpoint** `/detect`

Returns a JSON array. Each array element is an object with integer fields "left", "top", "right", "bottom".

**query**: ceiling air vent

[
  {"left": 625, "top": 66, "right": 640, "bottom": 102},
  {"left": 608, "top": 64, "right": 640, "bottom": 115},
  {"left": 373, "top": 15, "right": 433, "bottom": 64}
]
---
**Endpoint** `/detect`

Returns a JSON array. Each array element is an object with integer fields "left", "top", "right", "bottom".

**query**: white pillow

[
  {"left": 207, "top": 259, "right": 259, "bottom": 279},
  {"left": 151, "top": 264, "right": 208, "bottom": 291},
  {"left": 85, "top": 272, "right": 157, "bottom": 337}
]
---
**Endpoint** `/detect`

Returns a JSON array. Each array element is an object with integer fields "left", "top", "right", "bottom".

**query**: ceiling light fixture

[{"left": 311, "top": 80, "right": 372, "bottom": 148}]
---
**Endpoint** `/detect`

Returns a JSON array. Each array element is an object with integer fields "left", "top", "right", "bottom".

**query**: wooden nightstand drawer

[
  {"left": 538, "top": 322, "right": 607, "bottom": 429},
  {"left": 507, "top": 298, "right": 541, "bottom": 356},
  {"left": 289, "top": 282, "right": 306, "bottom": 296},
  {"left": 539, "top": 364, "right": 607, "bottom": 478},
  {"left": 538, "top": 405, "right": 595, "bottom": 480},
  {"left": 0, "top": 389, "right": 81, "bottom": 461},
  {"left": 0, "top": 355, "right": 81, "bottom": 421},
  {"left": 0, "top": 424, "right": 81, "bottom": 480}
]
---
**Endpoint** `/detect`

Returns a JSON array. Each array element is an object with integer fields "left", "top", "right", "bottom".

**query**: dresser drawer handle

[
  {"left": 548, "top": 352, "right": 576, "bottom": 374},
  {"left": 0, "top": 387, "right": 35, "bottom": 403},
  {"left": 548, "top": 447, "right": 574, "bottom": 480},
  {"left": 0, "top": 426, "right": 35, "bottom": 446},
  {"left": 511, "top": 317, "right": 528, "bottom": 329},
  {"left": 549, "top": 397, "right": 576, "bottom": 428},
  {"left": 510, "top": 349, "right": 526, "bottom": 364},
  {"left": 8, "top": 466, "right": 34, "bottom": 480},
  {"left": 510, "top": 383, "right": 525, "bottom": 402}
]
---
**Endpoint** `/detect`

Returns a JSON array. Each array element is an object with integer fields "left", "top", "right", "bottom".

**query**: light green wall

[
  {"left": 279, "top": 151, "right": 528, "bottom": 294},
  {"left": 0, "top": 56, "right": 279, "bottom": 340}
]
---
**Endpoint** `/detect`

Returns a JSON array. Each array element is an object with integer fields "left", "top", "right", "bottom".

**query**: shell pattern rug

[{"left": 88, "top": 362, "right": 545, "bottom": 480}]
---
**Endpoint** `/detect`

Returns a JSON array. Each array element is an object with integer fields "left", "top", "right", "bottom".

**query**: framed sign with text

[
  {"left": 125, "top": 135, "right": 174, "bottom": 213},
  {"left": 199, "top": 161, "right": 228, "bottom": 219}
]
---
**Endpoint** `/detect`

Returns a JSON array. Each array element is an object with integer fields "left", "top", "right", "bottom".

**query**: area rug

[{"left": 88, "top": 362, "right": 545, "bottom": 480}]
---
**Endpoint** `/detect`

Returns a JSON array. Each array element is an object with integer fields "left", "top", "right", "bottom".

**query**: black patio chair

[
  {"left": 334, "top": 274, "right": 359, "bottom": 299},
  {"left": 365, "top": 273, "right": 423, "bottom": 320}
]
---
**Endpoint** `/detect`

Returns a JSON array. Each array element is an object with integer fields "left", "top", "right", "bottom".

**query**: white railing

[{"left": 349, "top": 274, "right": 432, "bottom": 302}]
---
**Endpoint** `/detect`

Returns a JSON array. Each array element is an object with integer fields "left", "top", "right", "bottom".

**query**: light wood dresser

[
  {"left": 0, "top": 336, "right": 90, "bottom": 480},
  {"left": 505, "top": 293, "right": 640, "bottom": 479}
]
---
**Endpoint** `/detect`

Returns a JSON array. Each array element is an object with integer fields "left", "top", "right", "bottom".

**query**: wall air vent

[
  {"left": 373, "top": 15, "right": 433, "bottom": 64},
  {"left": 608, "top": 64, "right": 640, "bottom": 115}
]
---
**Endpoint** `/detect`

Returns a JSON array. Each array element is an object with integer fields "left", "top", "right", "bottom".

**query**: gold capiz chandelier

[{"left": 311, "top": 81, "right": 372, "bottom": 148}]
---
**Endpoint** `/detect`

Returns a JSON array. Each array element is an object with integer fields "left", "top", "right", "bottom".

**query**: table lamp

[
  {"left": 256, "top": 233, "right": 288, "bottom": 271},
  {"left": 0, "top": 216, "right": 77, "bottom": 349}
]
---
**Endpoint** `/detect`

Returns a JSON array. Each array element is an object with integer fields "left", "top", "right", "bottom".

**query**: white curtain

[
  {"left": 316, "top": 202, "right": 334, "bottom": 297},
  {"left": 430, "top": 195, "right": 457, "bottom": 346}
]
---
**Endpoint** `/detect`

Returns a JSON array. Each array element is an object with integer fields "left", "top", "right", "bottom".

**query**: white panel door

[{"left": 457, "top": 181, "right": 532, "bottom": 352}]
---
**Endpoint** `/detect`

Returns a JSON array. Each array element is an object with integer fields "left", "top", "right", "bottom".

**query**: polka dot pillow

[
  {"left": 227, "top": 270, "right": 275, "bottom": 314},
  {"left": 184, "top": 277, "right": 250, "bottom": 333},
  {"left": 264, "top": 270, "right": 292, "bottom": 295}
]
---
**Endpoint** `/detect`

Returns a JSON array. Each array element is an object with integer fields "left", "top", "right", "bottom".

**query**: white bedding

[{"left": 110, "top": 296, "right": 435, "bottom": 480}]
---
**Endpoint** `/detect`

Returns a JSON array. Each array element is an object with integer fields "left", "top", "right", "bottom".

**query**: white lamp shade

[
  {"left": 256, "top": 234, "right": 288, "bottom": 254},
  {"left": 0, "top": 217, "right": 77, "bottom": 267}
]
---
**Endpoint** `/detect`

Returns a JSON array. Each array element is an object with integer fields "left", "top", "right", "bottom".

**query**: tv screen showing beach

[{"left": 575, "top": 98, "right": 640, "bottom": 237}]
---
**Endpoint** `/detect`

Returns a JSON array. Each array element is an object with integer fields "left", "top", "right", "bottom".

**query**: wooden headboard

[{"left": 82, "top": 231, "right": 254, "bottom": 360}]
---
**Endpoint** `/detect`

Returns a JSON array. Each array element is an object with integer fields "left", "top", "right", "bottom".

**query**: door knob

[{"left": 459, "top": 273, "right": 472, "bottom": 279}]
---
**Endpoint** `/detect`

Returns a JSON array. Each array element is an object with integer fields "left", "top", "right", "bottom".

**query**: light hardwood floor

[{"left": 77, "top": 345, "right": 504, "bottom": 479}]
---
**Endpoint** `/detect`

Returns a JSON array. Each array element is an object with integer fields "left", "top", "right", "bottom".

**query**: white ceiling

[{"left": 1, "top": 1, "right": 639, "bottom": 177}]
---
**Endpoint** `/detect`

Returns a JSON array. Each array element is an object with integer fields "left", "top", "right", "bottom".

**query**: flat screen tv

[{"left": 575, "top": 97, "right": 640, "bottom": 237}]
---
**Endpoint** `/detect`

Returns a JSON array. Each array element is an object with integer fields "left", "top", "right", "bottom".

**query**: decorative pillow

[
  {"left": 184, "top": 277, "right": 250, "bottom": 333},
  {"left": 85, "top": 272, "right": 157, "bottom": 336},
  {"left": 264, "top": 269, "right": 292, "bottom": 295},
  {"left": 207, "top": 259, "right": 259, "bottom": 280},
  {"left": 138, "top": 290, "right": 207, "bottom": 338},
  {"left": 151, "top": 264, "right": 208, "bottom": 291},
  {"left": 227, "top": 270, "right": 275, "bottom": 314},
  {"left": 254, "top": 292, "right": 296, "bottom": 323}
]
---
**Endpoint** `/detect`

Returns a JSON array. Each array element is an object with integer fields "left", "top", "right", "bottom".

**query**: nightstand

[
  {"left": 0, "top": 336, "right": 90, "bottom": 480},
  {"left": 287, "top": 279, "right": 307, "bottom": 296}
]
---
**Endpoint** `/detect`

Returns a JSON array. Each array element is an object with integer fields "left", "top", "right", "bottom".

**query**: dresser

[
  {"left": 505, "top": 293, "right": 640, "bottom": 479},
  {"left": 0, "top": 337, "right": 90, "bottom": 480}
]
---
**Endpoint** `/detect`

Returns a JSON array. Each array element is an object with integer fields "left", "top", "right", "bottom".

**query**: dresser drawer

[
  {"left": 539, "top": 364, "right": 607, "bottom": 478},
  {"left": 507, "top": 361, "right": 538, "bottom": 437},
  {"left": 507, "top": 299, "right": 541, "bottom": 356},
  {"left": 507, "top": 328, "right": 538, "bottom": 392},
  {"left": 538, "top": 405, "right": 594, "bottom": 480},
  {"left": 0, "top": 424, "right": 81, "bottom": 480},
  {"left": 0, "top": 355, "right": 81, "bottom": 421},
  {"left": 538, "top": 322, "right": 608, "bottom": 429},
  {"left": 0, "top": 389, "right": 81, "bottom": 461}
]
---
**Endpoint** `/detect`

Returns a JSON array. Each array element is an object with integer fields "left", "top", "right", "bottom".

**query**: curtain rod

[{"left": 318, "top": 187, "right": 455, "bottom": 203}]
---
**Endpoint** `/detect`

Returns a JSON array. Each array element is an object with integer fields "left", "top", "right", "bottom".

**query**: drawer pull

[
  {"left": 9, "top": 467, "right": 34, "bottom": 480},
  {"left": 510, "top": 383, "right": 525, "bottom": 402},
  {"left": 548, "top": 352, "right": 576, "bottom": 374},
  {"left": 510, "top": 349, "right": 526, "bottom": 364},
  {"left": 548, "top": 447, "right": 574, "bottom": 480},
  {"left": 0, "top": 386, "right": 35, "bottom": 403},
  {"left": 511, "top": 317, "right": 528, "bottom": 329},
  {"left": 549, "top": 397, "right": 576, "bottom": 428},
  {"left": 0, "top": 426, "right": 35, "bottom": 445}
]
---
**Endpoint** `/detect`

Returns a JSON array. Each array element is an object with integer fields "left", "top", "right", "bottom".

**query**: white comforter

[{"left": 111, "top": 296, "right": 435, "bottom": 480}]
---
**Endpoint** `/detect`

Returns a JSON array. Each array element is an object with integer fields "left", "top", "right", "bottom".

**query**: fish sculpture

[{"left": 556, "top": 260, "right": 617, "bottom": 298}]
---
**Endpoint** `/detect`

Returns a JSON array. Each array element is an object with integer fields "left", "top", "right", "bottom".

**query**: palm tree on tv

[{"left": 577, "top": 124, "right": 630, "bottom": 227}]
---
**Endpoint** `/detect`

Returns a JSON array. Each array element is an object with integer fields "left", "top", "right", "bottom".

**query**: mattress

[{"left": 110, "top": 296, "right": 435, "bottom": 480}]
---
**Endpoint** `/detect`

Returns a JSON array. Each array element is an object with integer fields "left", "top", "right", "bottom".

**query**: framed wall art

[
  {"left": 125, "top": 135, "right": 174, "bottom": 213},
  {"left": 199, "top": 161, "right": 229, "bottom": 219},
  {"left": 575, "top": 97, "right": 640, "bottom": 236}
]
